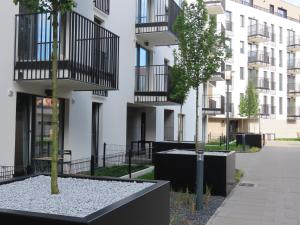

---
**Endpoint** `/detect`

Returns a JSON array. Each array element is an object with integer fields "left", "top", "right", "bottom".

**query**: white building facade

[
  {"left": 0, "top": 0, "right": 203, "bottom": 170},
  {"left": 205, "top": 0, "right": 300, "bottom": 140}
]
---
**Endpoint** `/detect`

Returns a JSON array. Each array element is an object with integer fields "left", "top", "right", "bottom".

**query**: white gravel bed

[{"left": 0, "top": 176, "right": 153, "bottom": 218}]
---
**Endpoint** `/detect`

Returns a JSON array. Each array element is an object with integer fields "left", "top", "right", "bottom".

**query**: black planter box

[
  {"left": 152, "top": 141, "right": 196, "bottom": 154},
  {"left": 236, "top": 133, "right": 264, "bottom": 148},
  {"left": 0, "top": 175, "right": 170, "bottom": 225},
  {"left": 154, "top": 150, "right": 235, "bottom": 196}
]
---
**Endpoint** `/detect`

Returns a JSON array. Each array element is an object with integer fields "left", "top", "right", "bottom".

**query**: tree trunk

[
  {"left": 178, "top": 104, "right": 183, "bottom": 142},
  {"left": 51, "top": 10, "right": 59, "bottom": 195},
  {"left": 195, "top": 86, "right": 203, "bottom": 210}
]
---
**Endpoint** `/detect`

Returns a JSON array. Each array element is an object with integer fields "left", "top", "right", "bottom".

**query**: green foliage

[
  {"left": 234, "top": 169, "right": 244, "bottom": 183},
  {"left": 13, "top": 0, "right": 76, "bottom": 13},
  {"left": 137, "top": 171, "right": 154, "bottom": 180},
  {"left": 169, "top": 58, "right": 190, "bottom": 105},
  {"left": 239, "top": 80, "right": 259, "bottom": 118},
  {"left": 173, "top": 0, "right": 228, "bottom": 89}
]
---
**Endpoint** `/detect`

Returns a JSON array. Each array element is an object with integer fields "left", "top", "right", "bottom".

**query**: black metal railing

[
  {"left": 260, "top": 104, "right": 270, "bottom": 115},
  {"left": 288, "top": 82, "right": 300, "bottom": 93},
  {"left": 14, "top": 11, "right": 119, "bottom": 90},
  {"left": 225, "top": 20, "right": 233, "bottom": 31},
  {"left": 202, "top": 95, "right": 225, "bottom": 115},
  {"left": 270, "top": 105, "right": 276, "bottom": 114},
  {"left": 0, "top": 166, "right": 29, "bottom": 181},
  {"left": 135, "top": 65, "right": 172, "bottom": 103},
  {"left": 135, "top": 0, "right": 181, "bottom": 35},
  {"left": 248, "top": 24, "right": 270, "bottom": 39},
  {"left": 248, "top": 51, "right": 269, "bottom": 64},
  {"left": 287, "top": 59, "right": 300, "bottom": 70},
  {"left": 94, "top": 0, "right": 110, "bottom": 14},
  {"left": 287, "top": 106, "right": 300, "bottom": 117},
  {"left": 287, "top": 35, "right": 300, "bottom": 48},
  {"left": 256, "top": 78, "right": 270, "bottom": 90}
]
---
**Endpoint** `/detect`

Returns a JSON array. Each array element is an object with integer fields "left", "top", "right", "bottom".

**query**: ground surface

[{"left": 207, "top": 141, "right": 300, "bottom": 225}]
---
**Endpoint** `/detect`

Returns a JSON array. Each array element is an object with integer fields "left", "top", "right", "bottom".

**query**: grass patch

[
  {"left": 137, "top": 171, "right": 154, "bottom": 180},
  {"left": 235, "top": 169, "right": 244, "bottom": 183},
  {"left": 92, "top": 165, "right": 148, "bottom": 177},
  {"left": 205, "top": 142, "right": 239, "bottom": 152},
  {"left": 275, "top": 138, "right": 300, "bottom": 141}
]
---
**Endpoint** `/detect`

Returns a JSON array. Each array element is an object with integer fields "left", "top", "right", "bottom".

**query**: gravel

[
  {"left": 0, "top": 176, "right": 153, "bottom": 218},
  {"left": 170, "top": 192, "right": 225, "bottom": 225}
]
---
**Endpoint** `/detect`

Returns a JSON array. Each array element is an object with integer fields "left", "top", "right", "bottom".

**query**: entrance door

[
  {"left": 92, "top": 103, "right": 101, "bottom": 166},
  {"left": 15, "top": 93, "right": 32, "bottom": 174}
]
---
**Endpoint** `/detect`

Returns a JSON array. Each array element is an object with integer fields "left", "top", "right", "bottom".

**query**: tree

[
  {"left": 173, "top": 0, "right": 227, "bottom": 209},
  {"left": 13, "top": 0, "right": 76, "bottom": 194},
  {"left": 239, "top": 80, "right": 259, "bottom": 132},
  {"left": 169, "top": 54, "right": 190, "bottom": 142}
]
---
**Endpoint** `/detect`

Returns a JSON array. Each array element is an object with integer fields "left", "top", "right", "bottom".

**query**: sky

[{"left": 284, "top": 0, "right": 300, "bottom": 6}]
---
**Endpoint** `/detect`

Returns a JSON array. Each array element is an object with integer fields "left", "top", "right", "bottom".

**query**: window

[
  {"left": 240, "top": 41, "right": 244, "bottom": 53},
  {"left": 240, "top": 67, "right": 244, "bottom": 80},
  {"left": 279, "top": 97, "right": 283, "bottom": 115},
  {"left": 279, "top": 27, "right": 283, "bottom": 44},
  {"left": 269, "top": 4, "right": 274, "bottom": 14},
  {"left": 226, "top": 11, "right": 232, "bottom": 31},
  {"left": 277, "top": 8, "right": 287, "bottom": 18},
  {"left": 279, "top": 50, "right": 283, "bottom": 67},
  {"left": 279, "top": 73, "right": 283, "bottom": 91},
  {"left": 271, "top": 48, "right": 275, "bottom": 66},
  {"left": 271, "top": 96, "right": 275, "bottom": 114},
  {"left": 288, "top": 29, "right": 295, "bottom": 45},
  {"left": 271, "top": 24, "right": 275, "bottom": 42},
  {"left": 271, "top": 72, "right": 275, "bottom": 90},
  {"left": 240, "top": 15, "right": 244, "bottom": 27}
]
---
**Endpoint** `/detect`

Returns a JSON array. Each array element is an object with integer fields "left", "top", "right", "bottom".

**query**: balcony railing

[
  {"left": 135, "top": 65, "right": 173, "bottom": 103},
  {"left": 287, "top": 59, "right": 300, "bottom": 71},
  {"left": 288, "top": 82, "right": 300, "bottom": 94},
  {"left": 256, "top": 78, "right": 270, "bottom": 90},
  {"left": 202, "top": 95, "right": 225, "bottom": 115},
  {"left": 135, "top": 0, "right": 181, "bottom": 44},
  {"left": 287, "top": 106, "right": 300, "bottom": 117},
  {"left": 248, "top": 51, "right": 269, "bottom": 65},
  {"left": 94, "top": 0, "right": 110, "bottom": 14},
  {"left": 248, "top": 24, "right": 270, "bottom": 40},
  {"left": 14, "top": 12, "right": 119, "bottom": 90},
  {"left": 260, "top": 104, "right": 270, "bottom": 115},
  {"left": 287, "top": 36, "right": 300, "bottom": 50},
  {"left": 92, "top": 90, "right": 108, "bottom": 97}
]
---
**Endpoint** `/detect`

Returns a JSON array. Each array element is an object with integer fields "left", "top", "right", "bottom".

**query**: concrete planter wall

[
  {"left": 0, "top": 175, "right": 170, "bottom": 225},
  {"left": 154, "top": 150, "right": 236, "bottom": 196}
]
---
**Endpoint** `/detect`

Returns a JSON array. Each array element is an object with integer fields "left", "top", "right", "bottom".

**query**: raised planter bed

[
  {"left": 0, "top": 174, "right": 170, "bottom": 225},
  {"left": 154, "top": 150, "right": 235, "bottom": 197},
  {"left": 236, "top": 133, "right": 264, "bottom": 148}
]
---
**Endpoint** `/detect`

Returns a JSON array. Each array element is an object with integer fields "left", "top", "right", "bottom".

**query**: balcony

[
  {"left": 287, "top": 36, "right": 300, "bottom": 52},
  {"left": 202, "top": 95, "right": 225, "bottom": 115},
  {"left": 248, "top": 51, "right": 270, "bottom": 68},
  {"left": 288, "top": 81, "right": 300, "bottom": 95},
  {"left": 210, "top": 61, "right": 225, "bottom": 83},
  {"left": 260, "top": 104, "right": 270, "bottom": 116},
  {"left": 14, "top": 12, "right": 119, "bottom": 91},
  {"left": 135, "top": 65, "right": 176, "bottom": 104},
  {"left": 287, "top": 59, "right": 300, "bottom": 74},
  {"left": 256, "top": 78, "right": 270, "bottom": 90},
  {"left": 94, "top": 0, "right": 110, "bottom": 14},
  {"left": 248, "top": 24, "right": 270, "bottom": 43},
  {"left": 135, "top": 0, "right": 181, "bottom": 46},
  {"left": 287, "top": 106, "right": 300, "bottom": 118},
  {"left": 204, "top": 0, "right": 225, "bottom": 15}
]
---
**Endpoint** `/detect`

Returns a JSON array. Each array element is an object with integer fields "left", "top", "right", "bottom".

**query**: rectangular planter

[
  {"left": 154, "top": 150, "right": 235, "bottom": 196},
  {"left": 0, "top": 175, "right": 170, "bottom": 225},
  {"left": 236, "top": 133, "right": 264, "bottom": 148}
]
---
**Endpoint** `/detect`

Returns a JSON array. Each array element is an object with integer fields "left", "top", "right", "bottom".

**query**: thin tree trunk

[
  {"left": 178, "top": 104, "right": 183, "bottom": 142},
  {"left": 51, "top": 9, "right": 59, "bottom": 195},
  {"left": 195, "top": 86, "right": 203, "bottom": 210}
]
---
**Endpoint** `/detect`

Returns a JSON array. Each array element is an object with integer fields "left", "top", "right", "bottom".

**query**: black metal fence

[
  {"left": 135, "top": 0, "right": 181, "bottom": 35},
  {"left": 15, "top": 11, "right": 119, "bottom": 90},
  {"left": 94, "top": 0, "right": 110, "bottom": 14}
]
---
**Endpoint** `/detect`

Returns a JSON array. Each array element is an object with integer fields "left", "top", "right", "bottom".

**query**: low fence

[{"left": 0, "top": 142, "right": 154, "bottom": 181}]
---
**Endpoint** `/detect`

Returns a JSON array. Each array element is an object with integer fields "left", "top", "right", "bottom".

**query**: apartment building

[
  {"left": 205, "top": 0, "right": 300, "bottom": 139},
  {"left": 0, "top": 0, "right": 203, "bottom": 170}
]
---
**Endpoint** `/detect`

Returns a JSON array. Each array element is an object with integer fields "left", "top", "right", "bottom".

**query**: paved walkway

[{"left": 207, "top": 141, "right": 300, "bottom": 225}]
